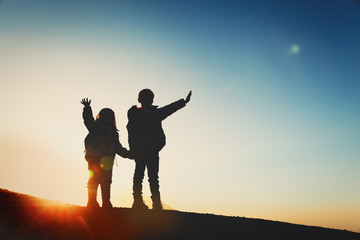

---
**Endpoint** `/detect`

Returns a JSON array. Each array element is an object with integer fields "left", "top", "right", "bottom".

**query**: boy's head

[{"left": 138, "top": 89, "right": 154, "bottom": 107}]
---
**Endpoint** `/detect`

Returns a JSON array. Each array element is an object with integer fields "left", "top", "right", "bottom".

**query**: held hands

[
  {"left": 81, "top": 98, "right": 91, "bottom": 107},
  {"left": 127, "top": 150, "right": 135, "bottom": 160},
  {"left": 185, "top": 91, "right": 192, "bottom": 104}
]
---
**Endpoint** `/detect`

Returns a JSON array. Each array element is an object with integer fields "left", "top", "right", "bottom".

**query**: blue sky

[{"left": 0, "top": 0, "right": 359, "bottom": 232}]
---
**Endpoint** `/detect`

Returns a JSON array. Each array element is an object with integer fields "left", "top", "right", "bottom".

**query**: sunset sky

[{"left": 0, "top": 0, "right": 359, "bottom": 232}]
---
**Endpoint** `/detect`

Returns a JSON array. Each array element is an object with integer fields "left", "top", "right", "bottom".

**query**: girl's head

[{"left": 96, "top": 108, "right": 117, "bottom": 128}]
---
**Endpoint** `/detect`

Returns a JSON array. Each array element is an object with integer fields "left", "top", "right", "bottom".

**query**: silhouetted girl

[{"left": 81, "top": 98, "right": 132, "bottom": 208}]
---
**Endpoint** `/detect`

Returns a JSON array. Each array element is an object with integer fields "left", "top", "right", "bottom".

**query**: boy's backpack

[{"left": 84, "top": 126, "right": 117, "bottom": 162}]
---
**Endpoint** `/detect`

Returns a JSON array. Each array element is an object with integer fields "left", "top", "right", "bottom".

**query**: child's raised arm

[
  {"left": 81, "top": 98, "right": 91, "bottom": 107},
  {"left": 185, "top": 91, "right": 192, "bottom": 104},
  {"left": 158, "top": 91, "right": 192, "bottom": 121},
  {"left": 81, "top": 98, "right": 94, "bottom": 131}
]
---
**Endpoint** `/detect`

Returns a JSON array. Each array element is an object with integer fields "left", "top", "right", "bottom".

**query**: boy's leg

[
  {"left": 132, "top": 159, "right": 148, "bottom": 209},
  {"left": 147, "top": 152, "right": 162, "bottom": 210},
  {"left": 133, "top": 160, "right": 146, "bottom": 196}
]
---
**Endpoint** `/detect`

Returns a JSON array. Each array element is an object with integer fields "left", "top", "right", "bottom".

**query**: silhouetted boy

[
  {"left": 81, "top": 98, "right": 132, "bottom": 208},
  {"left": 127, "top": 89, "right": 192, "bottom": 210}
]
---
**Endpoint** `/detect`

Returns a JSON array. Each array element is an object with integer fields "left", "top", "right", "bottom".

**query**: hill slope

[{"left": 0, "top": 188, "right": 359, "bottom": 240}]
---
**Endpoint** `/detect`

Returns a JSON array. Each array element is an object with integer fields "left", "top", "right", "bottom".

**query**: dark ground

[{"left": 0, "top": 188, "right": 359, "bottom": 240}]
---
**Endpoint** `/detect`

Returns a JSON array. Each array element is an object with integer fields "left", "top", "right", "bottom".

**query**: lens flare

[
  {"left": 291, "top": 44, "right": 300, "bottom": 54},
  {"left": 100, "top": 156, "right": 113, "bottom": 170},
  {"left": 89, "top": 169, "right": 94, "bottom": 179}
]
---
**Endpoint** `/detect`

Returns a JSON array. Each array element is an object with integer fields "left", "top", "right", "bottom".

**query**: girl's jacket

[{"left": 83, "top": 106, "right": 130, "bottom": 163}]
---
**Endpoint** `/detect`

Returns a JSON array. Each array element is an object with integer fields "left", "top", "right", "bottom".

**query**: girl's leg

[
  {"left": 100, "top": 167, "right": 113, "bottom": 208},
  {"left": 87, "top": 162, "right": 100, "bottom": 207}
]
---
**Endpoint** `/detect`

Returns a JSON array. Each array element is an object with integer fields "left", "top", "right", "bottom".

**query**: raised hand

[
  {"left": 81, "top": 98, "right": 91, "bottom": 107},
  {"left": 185, "top": 91, "right": 192, "bottom": 104}
]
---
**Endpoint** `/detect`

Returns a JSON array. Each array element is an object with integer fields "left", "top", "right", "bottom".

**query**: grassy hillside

[{"left": 0, "top": 188, "right": 359, "bottom": 240}]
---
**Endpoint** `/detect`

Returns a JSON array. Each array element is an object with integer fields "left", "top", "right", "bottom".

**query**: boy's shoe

[
  {"left": 152, "top": 201, "right": 163, "bottom": 211},
  {"left": 151, "top": 195, "right": 163, "bottom": 211},
  {"left": 132, "top": 200, "right": 149, "bottom": 210}
]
